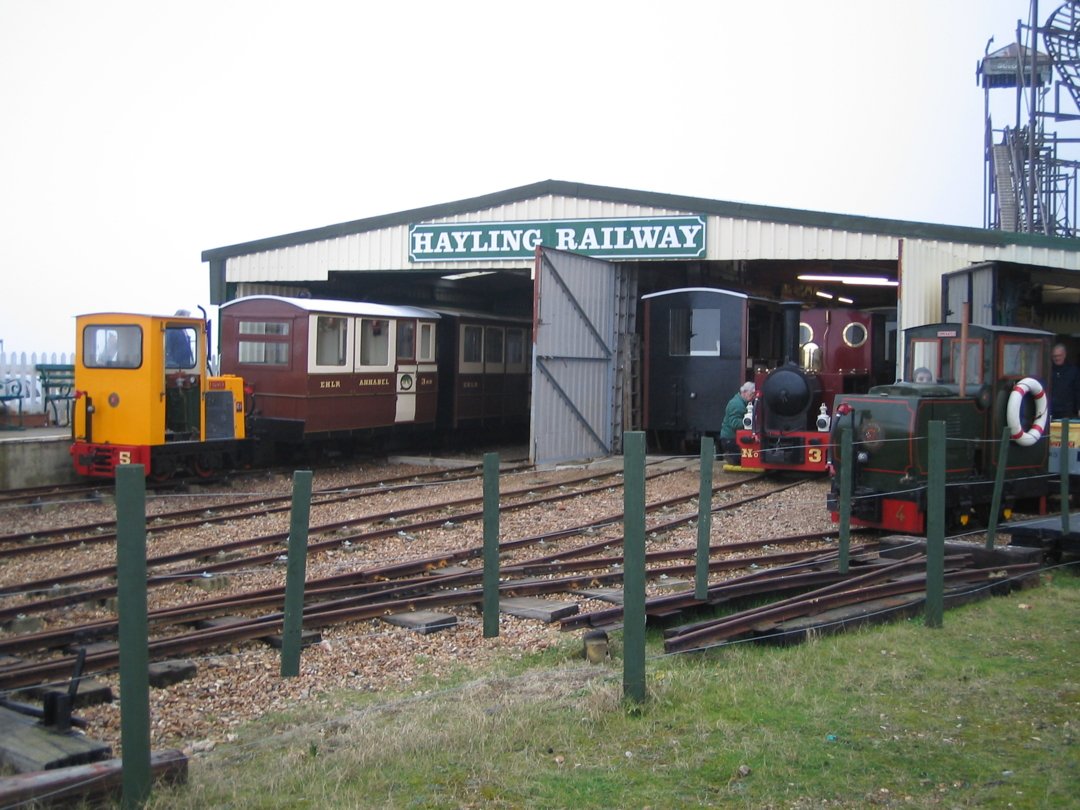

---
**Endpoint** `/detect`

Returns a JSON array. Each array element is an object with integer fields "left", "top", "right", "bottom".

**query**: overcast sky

[{"left": 0, "top": 0, "right": 1065, "bottom": 355}]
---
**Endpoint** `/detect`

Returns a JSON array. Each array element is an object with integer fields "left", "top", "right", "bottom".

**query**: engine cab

[{"left": 70, "top": 311, "right": 247, "bottom": 478}]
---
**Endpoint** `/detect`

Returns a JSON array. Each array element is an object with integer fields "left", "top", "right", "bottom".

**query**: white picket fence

[{"left": 0, "top": 351, "right": 74, "bottom": 416}]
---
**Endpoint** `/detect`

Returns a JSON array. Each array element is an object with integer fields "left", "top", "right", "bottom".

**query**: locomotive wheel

[{"left": 192, "top": 455, "right": 218, "bottom": 479}]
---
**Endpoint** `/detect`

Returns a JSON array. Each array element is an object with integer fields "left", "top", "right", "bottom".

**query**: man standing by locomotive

[
  {"left": 1050, "top": 343, "right": 1080, "bottom": 419},
  {"left": 720, "top": 381, "right": 755, "bottom": 465}
]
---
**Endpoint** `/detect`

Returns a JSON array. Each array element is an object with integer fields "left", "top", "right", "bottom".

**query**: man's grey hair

[{"left": 740, "top": 382, "right": 756, "bottom": 395}]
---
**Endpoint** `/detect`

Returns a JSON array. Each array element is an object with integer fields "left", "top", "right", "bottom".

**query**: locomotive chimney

[{"left": 781, "top": 301, "right": 802, "bottom": 365}]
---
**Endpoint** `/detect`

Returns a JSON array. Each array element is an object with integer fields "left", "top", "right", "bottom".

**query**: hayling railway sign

[{"left": 408, "top": 215, "right": 706, "bottom": 262}]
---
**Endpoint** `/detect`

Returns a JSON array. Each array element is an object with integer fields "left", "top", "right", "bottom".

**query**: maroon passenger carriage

[{"left": 218, "top": 296, "right": 531, "bottom": 453}]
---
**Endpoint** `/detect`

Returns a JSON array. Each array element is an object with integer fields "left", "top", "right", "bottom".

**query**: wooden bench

[
  {"left": 0, "top": 378, "right": 25, "bottom": 430},
  {"left": 35, "top": 364, "right": 75, "bottom": 427}
]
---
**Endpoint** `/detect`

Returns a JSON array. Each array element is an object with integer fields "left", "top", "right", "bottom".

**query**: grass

[{"left": 138, "top": 569, "right": 1079, "bottom": 809}]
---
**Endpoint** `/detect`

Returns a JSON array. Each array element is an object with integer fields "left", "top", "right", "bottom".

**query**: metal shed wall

[
  {"left": 224, "top": 195, "right": 907, "bottom": 283},
  {"left": 219, "top": 189, "right": 1080, "bottom": 352}
]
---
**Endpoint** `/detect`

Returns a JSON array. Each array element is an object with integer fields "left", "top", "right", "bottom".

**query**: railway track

[
  {"left": 1, "top": 464, "right": 803, "bottom": 689},
  {"left": 0, "top": 456, "right": 1047, "bottom": 767}
]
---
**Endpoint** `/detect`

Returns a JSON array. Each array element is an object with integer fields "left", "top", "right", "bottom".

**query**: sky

[{"left": 0, "top": 0, "right": 1068, "bottom": 355}]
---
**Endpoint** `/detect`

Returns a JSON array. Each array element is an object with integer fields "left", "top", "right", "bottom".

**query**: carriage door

[{"left": 532, "top": 247, "right": 636, "bottom": 465}]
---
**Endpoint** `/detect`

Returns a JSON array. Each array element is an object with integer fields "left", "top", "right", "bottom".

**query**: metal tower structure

[{"left": 979, "top": 0, "right": 1080, "bottom": 236}]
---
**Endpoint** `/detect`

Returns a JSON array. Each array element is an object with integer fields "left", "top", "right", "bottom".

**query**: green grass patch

[{"left": 144, "top": 570, "right": 1079, "bottom": 809}]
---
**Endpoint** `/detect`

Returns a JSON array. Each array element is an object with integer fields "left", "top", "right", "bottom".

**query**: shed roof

[{"left": 202, "top": 179, "right": 1080, "bottom": 263}]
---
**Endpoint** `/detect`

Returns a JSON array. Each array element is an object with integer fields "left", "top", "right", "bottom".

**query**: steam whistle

[{"left": 816, "top": 403, "right": 831, "bottom": 432}]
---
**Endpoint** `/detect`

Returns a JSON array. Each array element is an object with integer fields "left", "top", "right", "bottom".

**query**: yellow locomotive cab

[{"left": 71, "top": 312, "right": 246, "bottom": 478}]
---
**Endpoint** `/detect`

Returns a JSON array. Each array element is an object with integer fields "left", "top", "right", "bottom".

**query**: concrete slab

[
  {"left": 148, "top": 660, "right": 198, "bottom": 688},
  {"left": 383, "top": 610, "right": 458, "bottom": 634},
  {"left": 499, "top": 597, "right": 579, "bottom": 622},
  {"left": 261, "top": 629, "right": 322, "bottom": 649},
  {"left": 575, "top": 588, "right": 624, "bottom": 604},
  {"left": 0, "top": 707, "right": 111, "bottom": 773}
]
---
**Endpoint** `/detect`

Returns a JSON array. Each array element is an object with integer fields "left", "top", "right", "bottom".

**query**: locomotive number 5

[{"left": 118, "top": 451, "right": 131, "bottom": 465}]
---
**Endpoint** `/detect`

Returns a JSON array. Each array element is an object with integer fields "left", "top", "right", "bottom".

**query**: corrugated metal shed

[
  {"left": 203, "top": 181, "right": 1080, "bottom": 338},
  {"left": 204, "top": 179, "right": 1080, "bottom": 404}
]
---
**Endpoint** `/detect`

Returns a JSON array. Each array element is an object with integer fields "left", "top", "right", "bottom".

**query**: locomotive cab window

[
  {"left": 357, "top": 318, "right": 392, "bottom": 370},
  {"left": 165, "top": 326, "right": 197, "bottom": 369},
  {"left": 668, "top": 307, "right": 722, "bottom": 357},
  {"left": 946, "top": 339, "right": 983, "bottom": 386},
  {"left": 84, "top": 324, "right": 142, "bottom": 369},
  {"left": 908, "top": 339, "right": 940, "bottom": 383},
  {"left": 1001, "top": 340, "right": 1043, "bottom": 379},
  {"left": 310, "top": 314, "right": 351, "bottom": 371}
]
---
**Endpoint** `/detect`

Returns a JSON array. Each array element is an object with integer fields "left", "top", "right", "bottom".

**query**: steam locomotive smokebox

[{"left": 761, "top": 363, "right": 820, "bottom": 433}]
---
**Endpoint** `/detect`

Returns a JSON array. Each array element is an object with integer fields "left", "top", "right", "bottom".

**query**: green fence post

[
  {"left": 482, "top": 452, "right": 501, "bottom": 638},
  {"left": 986, "top": 427, "right": 1011, "bottom": 550},
  {"left": 926, "top": 420, "right": 945, "bottom": 628},
  {"left": 623, "top": 431, "right": 647, "bottom": 704},
  {"left": 838, "top": 426, "right": 852, "bottom": 574},
  {"left": 281, "top": 470, "right": 313, "bottom": 677},
  {"left": 695, "top": 437, "right": 714, "bottom": 601},
  {"left": 116, "top": 465, "right": 151, "bottom": 809},
  {"left": 1061, "top": 420, "right": 1071, "bottom": 536}
]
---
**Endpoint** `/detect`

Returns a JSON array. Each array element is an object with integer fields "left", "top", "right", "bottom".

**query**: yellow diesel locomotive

[{"left": 70, "top": 311, "right": 248, "bottom": 478}]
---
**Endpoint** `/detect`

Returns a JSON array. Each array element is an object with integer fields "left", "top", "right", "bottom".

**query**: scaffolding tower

[{"left": 980, "top": 0, "right": 1080, "bottom": 236}]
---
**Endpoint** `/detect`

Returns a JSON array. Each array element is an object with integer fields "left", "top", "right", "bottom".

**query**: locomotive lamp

[
  {"left": 742, "top": 399, "right": 755, "bottom": 430},
  {"left": 816, "top": 404, "right": 830, "bottom": 432}
]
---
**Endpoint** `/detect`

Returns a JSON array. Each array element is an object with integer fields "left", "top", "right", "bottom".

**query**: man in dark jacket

[
  {"left": 1050, "top": 343, "right": 1080, "bottom": 419},
  {"left": 720, "top": 381, "right": 756, "bottom": 465}
]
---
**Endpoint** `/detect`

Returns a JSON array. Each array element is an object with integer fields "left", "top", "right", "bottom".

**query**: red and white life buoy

[{"left": 1006, "top": 377, "right": 1049, "bottom": 447}]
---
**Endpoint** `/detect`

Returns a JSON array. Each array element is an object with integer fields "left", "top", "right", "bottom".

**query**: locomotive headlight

[
  {"left": 108, "top": 393, "right": 120, "bottom": 407},
  {"left": 856, "top": 451, "right": 870, "bottom": 463}
]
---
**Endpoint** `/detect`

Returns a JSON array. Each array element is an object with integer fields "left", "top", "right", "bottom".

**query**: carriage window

[
  {"left": 84, "top": 325, "right": 142, "bottom": 369},
  {"left": 1001, "top": 340, "right": 1042, "bottom": 378},
  {"left": 506, "top": 328, "right": 526, "bottom": 371},
  {"left": 239, "top": 321, "right": 289, "bottom": 336},
  {"left": 418, "top": 321, "right": 435, "bottom": 363},
  {"left": 668, "top": 308, "right": 722, "bottom": 357},
  {"left": 396, "top": 320, "right": 416, "bottom": 362},
  {"left": 462, "top": 325, "right": 483, "bottom": 363},
  {"left": 359, "top": 318, "right": 390, "bottom": 367},
  {"left": 238, "top": 341, "right": 289, "bottom": 365},
  {"left": 315, "top": 316, "right": 348, "bottom": 367},
  {"left": 485, "top": 328, "right": 504, "bottom": 365}
]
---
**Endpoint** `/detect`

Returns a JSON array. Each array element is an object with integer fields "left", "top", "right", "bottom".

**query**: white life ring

[{"left": 1006, "top": 377, "right": 1049, "bottom": 447}]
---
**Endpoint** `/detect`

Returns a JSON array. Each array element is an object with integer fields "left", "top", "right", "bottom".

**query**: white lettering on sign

[
  {"left": 409, "top": 216, "right": 706, "bottom": 261},
  {"left": 554, "top": 224, "right": 704, "bottom": 252}
]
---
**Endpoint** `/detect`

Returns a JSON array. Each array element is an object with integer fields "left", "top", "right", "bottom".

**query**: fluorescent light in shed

[{"left": 798, "top": 274, "right": 897, "bottom": 287}]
